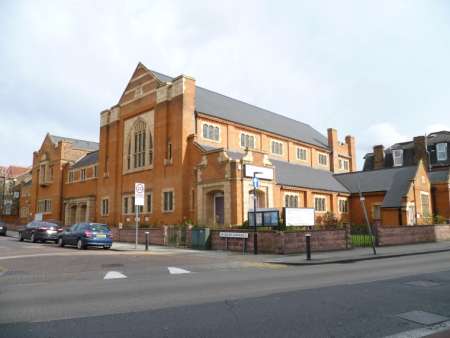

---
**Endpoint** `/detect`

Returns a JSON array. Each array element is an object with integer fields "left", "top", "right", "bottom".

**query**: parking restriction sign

[{"left": 135, "top": 183, "right": 145, "bottom": 206}]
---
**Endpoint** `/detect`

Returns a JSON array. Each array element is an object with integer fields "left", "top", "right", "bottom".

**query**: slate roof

[
  {"left": 151, "top": 70, "right": 329, "bottom": 149},
  {"left": 363, "top": 131, "right": 450, "bottom": 170},
  {"left": 195, "top": 143, "right": 348, "bottom": 192},
  {"left": 429, "top": 170, "right": 450, "bottom": 183},
  {"left": 49, "top": 135, "right": 99, "bottom": 151},
  {"left": 272, "top": 160, "right": 349, "bottom": 193},
  {"left": 334, "top": 166, "right": 418, "bottom": 208},
  {"left": 71, "top": 151, "right": 99, "bottom": 169}
]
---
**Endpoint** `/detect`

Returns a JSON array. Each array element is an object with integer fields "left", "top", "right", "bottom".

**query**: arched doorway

[
  {"left": 206, "top": 190, "right": 225, "bottom": 225},
  {"left": 214, "top": 192, "right": 224, "bottom": 225}
]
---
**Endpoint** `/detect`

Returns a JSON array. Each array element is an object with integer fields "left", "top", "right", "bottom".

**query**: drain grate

[
  {"left": 405, "top": 280, "right": 441, "bottom": 288},
  {"left": 397, "top": 311, "right": 448, "bottom": 325}
]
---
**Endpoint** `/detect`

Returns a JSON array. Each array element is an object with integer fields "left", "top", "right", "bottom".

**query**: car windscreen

[{"left": 88, "top": 224, "right": 110, "bottom": 232}]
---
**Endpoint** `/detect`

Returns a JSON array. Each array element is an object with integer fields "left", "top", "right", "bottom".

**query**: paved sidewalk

[
  {"left": 6, "top": 229, "right": 450, "bottom": 264},
  {"left": 266, "top": 241, "right": 450, "bottom": 265}
]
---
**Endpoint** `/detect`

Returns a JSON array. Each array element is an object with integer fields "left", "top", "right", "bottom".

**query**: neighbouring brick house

[
  {"left": 363, "top": 131, "right": 450, "bottom": 222},
  {"left": 27, "top": 63, "right": 357, "bottom": 227},
  {"left": 0, "top": 165, "right": 31, "bottom": 224},
  {"left": 334, "top": 161, "right": 433, "bottom": 226}
]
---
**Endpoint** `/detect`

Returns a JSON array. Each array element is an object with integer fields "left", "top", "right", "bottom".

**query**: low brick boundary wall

[
  {"left": 377, "top": 225, "right": 450, "bottom": 246},
  {"left": 211, "top": 229, "right": 348, "bottom": 254},
  {"left": 111, "top": 228, "right": 165, "bottom": 245}
]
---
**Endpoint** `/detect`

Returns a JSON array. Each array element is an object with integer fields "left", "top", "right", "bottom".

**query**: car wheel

[
  {"left": 103, "top": 246, "right": 110, "bottom": 250},
  {"left": 77, "top": 239, "right": 86, "bottom": 250},
  {"left": 31, "top": 233, "right": 36, "bottom": 243},
  {"left": 19, "top": 232, "right": 24, "bottom": 241},
  {"left": 58, "top": 237, "right": 65, "bottom": 247}
]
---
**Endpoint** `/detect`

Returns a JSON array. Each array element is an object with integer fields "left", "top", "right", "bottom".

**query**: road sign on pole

[{"left": 134, "top": 183, "right": 145, "bottom": 249}]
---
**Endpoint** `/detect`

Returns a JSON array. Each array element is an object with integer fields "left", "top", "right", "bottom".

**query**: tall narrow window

[
  {"left": 437, "top": 143, "right": 448, "bottom": 161},
  {"left": 80, "top": 169, "right": 86, "bottom": 181},
  {"left": 123, "top": 197, "right": 128, "bottom": 214},
  {"left": 101, "top": 199, "right": 109, "bottom": 216},
  {"left": 163, "top": 191, "right": 174, "bottom": 212},
  {"left": 392, "top": 149, "right": 403, "bottom": 167},
  {"left": 133, "top": 120, "right": 146, "bottom": 168},
  {"left": 167, "top": 143, "right": 172, "bottom": 160}
]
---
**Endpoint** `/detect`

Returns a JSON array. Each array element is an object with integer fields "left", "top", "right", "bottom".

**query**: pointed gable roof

[{"left": 49, "top": 134, "right": 99, "bottom": 151}]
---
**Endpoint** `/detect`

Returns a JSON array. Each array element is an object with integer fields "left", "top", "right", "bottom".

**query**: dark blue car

[{"left": 57, "top": 223, "right": 112, "bottom": 250}]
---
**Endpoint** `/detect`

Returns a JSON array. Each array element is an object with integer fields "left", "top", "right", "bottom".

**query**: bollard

[
  {"left": 305, "top": 233, "right": 311, "bottom": 260},
  {"left": 145, "top": 231, "right": 149, "bottom": 251}
]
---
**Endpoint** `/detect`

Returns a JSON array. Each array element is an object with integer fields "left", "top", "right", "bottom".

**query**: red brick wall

[
  {"left": 210, "top": 229, "right": 348, "bottom": 254},
  {"left": 376, "top": 225, "right": 450, "bottom": 246},
  {"left": 111, "top": 228, "right": 165, "bottom": 245}
]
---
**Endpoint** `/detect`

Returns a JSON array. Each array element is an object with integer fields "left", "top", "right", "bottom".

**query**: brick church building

[{"left": 29, "top": 63, "right": 358, "bottom": 228}]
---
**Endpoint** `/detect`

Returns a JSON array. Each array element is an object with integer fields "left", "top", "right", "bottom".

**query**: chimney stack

[
  {"left": 373, "top": 145, "right": 385, "bottom": 169},
  {"left": 413, "top": 136, "right": 429, "bottom": 170}
]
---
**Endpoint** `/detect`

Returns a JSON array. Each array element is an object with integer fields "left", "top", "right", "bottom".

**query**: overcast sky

[{"left": 1, "top": 0, "right": 449, "bottom": 169}]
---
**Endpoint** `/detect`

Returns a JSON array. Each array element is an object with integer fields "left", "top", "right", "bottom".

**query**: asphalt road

[{"left": 2, "top": 235, "right": 450, "bottom": 337}]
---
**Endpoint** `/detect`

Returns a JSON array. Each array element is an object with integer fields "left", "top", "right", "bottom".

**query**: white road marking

[
  {"left": 104, "top": 271, "right": 127, "bottom": 280},
  {"left": 168, "top": 267, "right": 191, "bottom": 275},
  {"left": 385, "top": 320, "right": 450, "bottom": 337}
]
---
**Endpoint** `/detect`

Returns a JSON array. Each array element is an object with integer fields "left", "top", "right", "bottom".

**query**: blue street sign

[{"left": 252, "top": 177, "right": 259, "bottom": 188}]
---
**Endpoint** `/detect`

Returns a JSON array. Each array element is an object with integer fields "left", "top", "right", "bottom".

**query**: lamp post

[{"left": 252, "top": 171, "right": 262, "bottom": 255}]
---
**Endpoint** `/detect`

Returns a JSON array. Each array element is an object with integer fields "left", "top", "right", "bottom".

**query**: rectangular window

[
  {"left": 392, "top": 149, "right": 403, "bottom": 167},
  {"left": 94, "top": 165, "right": 98, "bottom": 178},
  {"left": 318, "top": 153, "right": 328, "bottom": 166},
  {"left": 131, "top": 196, "right": 135, "bottom": 213},
  {"left": 372, "top": 204, "right": 381, "bottom": 220},
  {"left": 101, "top": 199, "right": 109, "bottom": 216},
  {"left": 271, "top": 140, "right": 283, "bottom": 155},
  {"left": 146, "top": 192, "right": 152, "bottom": 213},
  {"left": 437, "top": 143, "right": 447, "bottom": 161},
  {"left": 240, "top": 133, "right": 255, "bottom": 149},
  {"left": 80, "top": 169, "right": 86, "bottom": 181},
  {"left": 314, "top": 196, "right": 326, "bottom": 212},
  {"left": 297, "top": 147, "right": 307, "bottom": 161},
  {"left": 338, "top": 199, "right": 348, "bottom": 213},
  {"left": 202, "top": 123, "right": 220, "bottom": 141},
  {"left": 123, "top": 197, "right": 128, "bottom": 214},
  {"left": 343, "top": 160, "right": 349, "bottom": 171},
  {"left": 68, "top": 171, "right": 74, "bottom": 183},
  {"left": 37, "top": 199, "right": 52, "bottom": 213},
  {"left": 163, "top": 191, "right": 174, "bottom": 212},
  {"left": 284, "top": 194, "right": 299, "bottom": 208},
  {"left": 420, "top": 192, "right": 431, "bottom": 219}
]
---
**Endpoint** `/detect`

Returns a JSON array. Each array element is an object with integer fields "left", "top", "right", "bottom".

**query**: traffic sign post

[
  {"left": 135, "top": 183, "right": 145, "bottom": 249},
  {"left": 252, "top": 172, "right": 262, "bottom": 255}
]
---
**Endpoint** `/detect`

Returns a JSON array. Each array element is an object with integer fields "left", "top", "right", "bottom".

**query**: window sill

[{"left": 164, "top": 159, "right": 173, "bottom": 166}]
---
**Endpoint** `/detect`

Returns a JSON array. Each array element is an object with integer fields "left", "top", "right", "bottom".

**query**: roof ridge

[
  {"left": 50, "top": 134, "right": 99, "bottom": 144},
  {"left": 148, "top": 68, "right": 317, "bottom": 131},
  {"left": 334, "top": 164, "right": 418, "bottom": 176},
  {"left": 195, "top": 85, "right": 314, "bottom": 130}
]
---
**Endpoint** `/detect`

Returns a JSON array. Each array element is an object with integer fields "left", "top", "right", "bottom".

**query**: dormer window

[
  {"left": 392, "top": 149, "right": 403, "bottom": 167},
  {"left": 437, "top": 143, "right": 447, "bottom": 161}
]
